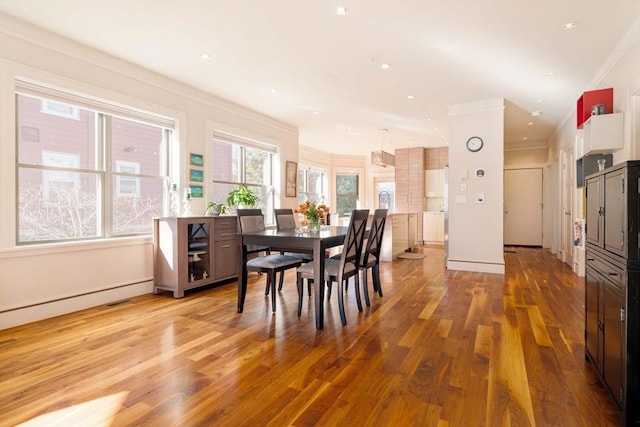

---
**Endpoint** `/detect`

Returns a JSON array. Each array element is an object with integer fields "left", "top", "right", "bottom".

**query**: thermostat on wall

[{"left": 475, "top": 168, "right": 485, "bottom": 178}]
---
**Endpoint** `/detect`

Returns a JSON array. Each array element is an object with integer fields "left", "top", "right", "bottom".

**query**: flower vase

[{"left": 307, "top": 216, "right": 321, "bottom": 232}]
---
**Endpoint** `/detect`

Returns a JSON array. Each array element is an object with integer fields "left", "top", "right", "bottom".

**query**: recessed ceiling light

[
  {"left": 562, "top": 21, "right": 579, "bottom": 30},
  {"left": 537, "top": 99, "right": 543, "bottom": 104},
  {"left": 528, "top": 122, "right": 534, "bottom": 126},
  {"left": 522, "top": 137, "right": 529, "bottom": 140},
  {"left": 313, "top": 111, "right": 320, "bottom": 115},
  {"left": 335, "top": 6, "right": 347, "bottom": 15},
  {"left": 426, "top": 118, "right": 432, "bottom": 122},
  {"left": 271, "top": 88, "right": 278, "bottom": 94},
  {"left": 200, "top": 53, "right": 210, "bottom": 59},
  {"left": 407, "top": 95, "right": 415, "bottom": 100},
  {"left": 531, "top": 111, "right": 542, "bottom": 117},
  {"left": 381, "top": 63, "right": 391, "bottom": 70}
]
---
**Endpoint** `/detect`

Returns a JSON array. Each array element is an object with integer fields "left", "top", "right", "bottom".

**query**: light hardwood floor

[{"left": 0, "top": 246, "right": 622, "bottom": 426}]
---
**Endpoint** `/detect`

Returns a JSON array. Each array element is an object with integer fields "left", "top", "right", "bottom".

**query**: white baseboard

[
  {"left": 447, "top": 259, "right": 505, "bottom": 274},
  {"left": 0, "top": 281, "right": 153, "bottom": 330}
]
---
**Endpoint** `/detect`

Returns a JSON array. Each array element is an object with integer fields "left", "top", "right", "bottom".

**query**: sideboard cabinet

[
  {"left": 585, "top": 161, "right": 639, "bottom": 425},
  {"left": 153, "top": 216, "right": 238, "bottom": 298}
]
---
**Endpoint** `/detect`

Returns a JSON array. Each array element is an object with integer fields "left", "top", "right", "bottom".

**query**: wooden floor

[{"left": 0, "top": 246, "right": 622, "bottom": 426}]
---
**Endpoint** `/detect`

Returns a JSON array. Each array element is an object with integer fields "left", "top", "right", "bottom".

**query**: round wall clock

[{"left": 466, "top": 136, "right": 483, "bottom": 152}]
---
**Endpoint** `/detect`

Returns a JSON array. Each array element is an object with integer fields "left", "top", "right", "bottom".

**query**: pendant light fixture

[{"left": 371, "top": 128, "right": 395, "bottom": 167}]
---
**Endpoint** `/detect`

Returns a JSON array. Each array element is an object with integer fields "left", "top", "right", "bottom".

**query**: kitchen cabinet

[
  {"left": 425, "top": 169, "right": 445, "bottom": 197},
  {"left": 424, "top": 147, "right": 449, "bottom": 169},
  {"left": 585, "top": 161, "right": 639, "bottom": 425},
  {"left": 423, "top": 211, "right": 444, "bottom": 244},
  {"left": 582, "top": 113, "right": 623, "bottom": 155},
  {"left": 380, "top": 214, "right": 418, "bottom": 261},
  {"left": 153, "top": 216, "right": 238, "bottom": 298},
  {"left": 395, "top": 148, "right": 425, "bottom": 213}
]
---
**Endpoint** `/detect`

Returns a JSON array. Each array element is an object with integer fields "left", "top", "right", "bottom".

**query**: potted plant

[
  {"left": 205, "top": 201, "right": 227, "bottom": 216},
  {"left": 226, "top": 185, "right": 259, "bottom": 209}
]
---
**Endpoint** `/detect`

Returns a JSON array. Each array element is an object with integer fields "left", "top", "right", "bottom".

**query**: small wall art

[
  {"left": 286, "top": 161, "right": 297, "bottom": 197},
  {"left": 190, "top": 168, "right": 203, "bottom": 182},
  {"left": 189, "top": 152, "right": 204, "bottom": 167},
  {"left": 190, "top": 185, "right": 203, "bottom": 198}
]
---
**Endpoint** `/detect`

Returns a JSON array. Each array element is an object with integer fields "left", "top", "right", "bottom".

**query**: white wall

[
  {"left": 0, "top": 15, "right": 298, "bottom": 329},
  {"left": 547, "top": 17, "right": 640, "bottom": 268},
  {"left": 447, "top": 98, "right": 505, "bottom": 274}
]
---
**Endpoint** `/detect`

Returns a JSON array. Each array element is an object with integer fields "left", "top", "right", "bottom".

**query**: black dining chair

[
  {"left": 237, "top": 209, "right": 303, "bottom": 313},
  {"left": 296, "top": 209, "right": 369, "bottom": 325},
  {"left": 273, "top": 208, "right": 314, "bottom": 292},
  {"left": 359, "top": 209, "right": 388, "bottom": 306}
]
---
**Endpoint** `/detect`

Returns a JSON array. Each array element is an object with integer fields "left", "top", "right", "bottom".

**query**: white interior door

[
  {"left": 559, "top": 150, "right": 574, "bottom": 265},
  {"left": 504, "top": 168, "right": 543, "bottom": 246}
]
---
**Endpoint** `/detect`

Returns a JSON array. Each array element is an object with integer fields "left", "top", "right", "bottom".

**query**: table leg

[
  {"left": 237, "top": 235, "right": 248, "bottom": 313},
  {"left": 313, "top": 239, "right": 324, "bottom": 330}
]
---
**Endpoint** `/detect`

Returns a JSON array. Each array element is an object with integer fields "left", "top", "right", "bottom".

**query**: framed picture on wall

[
  {"left": 189, "top": 152, "right": 204, "bottom": 166},
  {"left": 189, "top": 168, "right": 203, "bottom": 182},
  {"left": 286, "top": 161, "right": 297, "bottom": 197},
  {"left": 190, "top": 185, "right": 203, "bottom": 198}
]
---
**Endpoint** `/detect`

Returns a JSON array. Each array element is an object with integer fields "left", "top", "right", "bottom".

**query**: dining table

[{"left": 237, "top": 226, "right": 348, "bottom": 330}]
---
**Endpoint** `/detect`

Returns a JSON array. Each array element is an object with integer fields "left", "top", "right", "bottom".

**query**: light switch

[
  {"left": 460, "top": 183, "right": 467, "bottom": 191},
  {"left": 476, "top": 192, "right": 485, "bottom": 203}
]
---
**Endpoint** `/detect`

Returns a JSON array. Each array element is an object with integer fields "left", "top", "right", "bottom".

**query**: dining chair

[
  {"left": 296, "top": 209, "right": 369, "bottom": 325},
  {"left": 237, "top": 209, "right": 303, "bottom": 312},
  {"left": 359, "top": 209, "right": 388, "bottom": 306},
  {"left": 273, "top": 208, "right": 313, "bottom": 292}
]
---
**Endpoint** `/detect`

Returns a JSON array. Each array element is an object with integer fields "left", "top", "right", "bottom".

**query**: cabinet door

[
  {"left": 604, "top": 170, "right": 625, "bottom": 257},
  {"left": 603, "top": 281, "right": 624, "bottom": 407},
  {"left": 586, "top": 177, "right": 603, "bottom": 247},
  {"left": 395, "top": 149, "right": 410, "bottom": 212},
  {"left": 585, "top": 266, "right": 601, "bottom": 366}
]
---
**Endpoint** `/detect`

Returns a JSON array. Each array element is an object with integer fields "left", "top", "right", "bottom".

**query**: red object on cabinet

[{"left": 577, "top": 88, "right": 613, "bottom": 129}]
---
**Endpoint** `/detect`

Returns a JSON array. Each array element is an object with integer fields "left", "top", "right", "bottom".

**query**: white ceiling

[{"left": 1, "top": 1, "right": 638, "bottom": 156}]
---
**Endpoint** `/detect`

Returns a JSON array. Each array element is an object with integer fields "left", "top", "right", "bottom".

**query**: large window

[
  {"left": 336, "top": 173, "right": 360, "bottom": 216},
  {"left": 297, "top": 166, "right": 326, "bottom": 205},
  {"left": 16, "top": 89, "right": 173, "bottom": 243},
  {"left": 211, "top": 136, "right": 275, "bottom": 224}
]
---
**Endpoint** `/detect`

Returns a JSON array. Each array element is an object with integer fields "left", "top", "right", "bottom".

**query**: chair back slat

[
  {"left": 362, "top": 209, "right": 388, "bottom": 264},
  {"left": 237, "top": 209, "right": 265, "bottom": 233},
  {"left": 274, "top": 208, "right": 296, "bottom": 230},
  {"left": 338, "top": 210, "right": 369, "bottom": 280}
]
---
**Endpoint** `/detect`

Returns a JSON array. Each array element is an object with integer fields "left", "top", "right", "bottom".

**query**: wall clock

[{"left": 466, "top": 136, "right": 483, "bottom": 152}]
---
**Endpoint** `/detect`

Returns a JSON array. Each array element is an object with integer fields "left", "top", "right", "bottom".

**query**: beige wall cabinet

[
  {"left": 395, "top": 148, "right": 425, "bottom": 213},
  {"left": 425, "top": 169, "right": 445, "bottom": 197},
  {"left": 153, "top": 216, "right": 238, "bottom": 298}
]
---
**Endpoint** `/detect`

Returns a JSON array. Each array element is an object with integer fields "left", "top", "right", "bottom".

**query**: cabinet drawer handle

[
  {"left": 587, "top": 258, "right": 595, "bottom": 261},
  {"left": 221, "top": 233, "right": 232, "bottom": 237},
  {"left": 221, "top": 244, "right": 231, "bottom": 248},
  {"left": 608, "top": 272, "right": 618, "bottom": 276}
]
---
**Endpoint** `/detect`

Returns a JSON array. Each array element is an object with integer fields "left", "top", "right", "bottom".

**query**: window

[
  {"left": 16, "top": 88, "right": 173, "bottom": 243},
  {"left": 297, "top": 167, "right": 326, "bottom": 204},
  {"left": 211, "top": 135, "right": 275, "bottom": 224},
  {"left": 336, "top": 173, "right": 359, "bottom": 216}
]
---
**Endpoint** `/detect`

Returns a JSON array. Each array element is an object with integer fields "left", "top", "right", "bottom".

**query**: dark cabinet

[
  {"left": 585, "top": 161, "right": 639, "bottom": 425},
  {"left": 153, "top": 216, "right": 238, "bottom": 298}
]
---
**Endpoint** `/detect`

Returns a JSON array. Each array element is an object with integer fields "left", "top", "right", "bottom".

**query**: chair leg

[
  {"left": 269, "top": 271, "right": 277, "bottom": 313},
  {"left": 278, "top": 271, "right": 285, "bottom": 292},
  {"left": 354, "top": 274, "right": 363, "bottom": 312},
  {"left": 361, "top": 268, "right": 371, "bottom": 307},
  {"left": 373, "top": 264, "right": 383, "bottom": 297},
  {"left": 296, "top": 273, "right": 304, "bottom": 317},
  {"left": 308, "top": 279, "right": 313, "bottom": 297},
  {"left": 337, "top": 280, "right": 347, "bottom": 325},
  {"left": 326, "top": 281, "right": 332, "bottom": 300},
  {"left": 264, "top": 274, "right": 271, "bottom": 295}
]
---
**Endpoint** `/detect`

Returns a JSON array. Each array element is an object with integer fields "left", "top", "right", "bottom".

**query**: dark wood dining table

[{"left": 237, "top": 226, "right": 348, "bottom": 330}]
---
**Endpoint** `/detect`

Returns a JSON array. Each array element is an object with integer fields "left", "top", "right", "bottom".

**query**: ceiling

[{"left": 1, "top": 1, "right": 638, "bottom": 156}]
